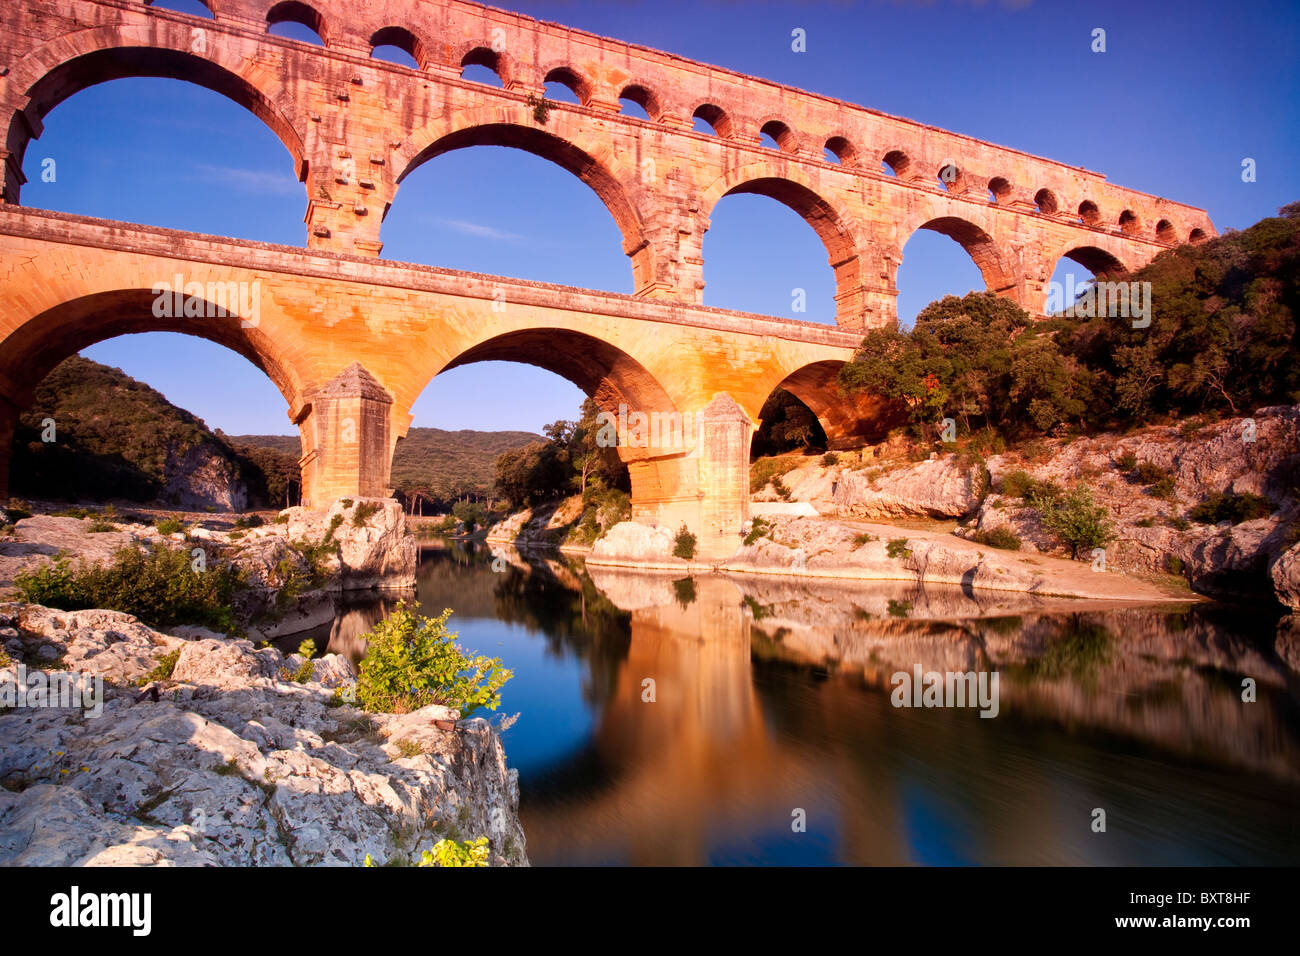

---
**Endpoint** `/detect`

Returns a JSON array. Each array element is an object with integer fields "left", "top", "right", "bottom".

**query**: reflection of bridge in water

[{"left": 417, "top": 552, "right": 1300, "bottom": 865}]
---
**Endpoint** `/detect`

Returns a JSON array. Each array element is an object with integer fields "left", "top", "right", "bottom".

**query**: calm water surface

[{"left": 315, "top": 543, "right": 1300, "bottom": 866}]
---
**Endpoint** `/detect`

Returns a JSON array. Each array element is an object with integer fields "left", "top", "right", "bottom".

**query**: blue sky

[{"left": 22, "top": 0, "right": 1300, "bottom": 435}]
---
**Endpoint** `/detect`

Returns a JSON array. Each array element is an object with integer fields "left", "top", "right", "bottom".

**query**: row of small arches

[{"left": 146, "top": 0, "right": 1205, "bottom": 248}]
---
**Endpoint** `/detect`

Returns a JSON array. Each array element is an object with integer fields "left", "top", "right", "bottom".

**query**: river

[{"left": 307, "top": 542, "right": 1300, "bottom": 866}]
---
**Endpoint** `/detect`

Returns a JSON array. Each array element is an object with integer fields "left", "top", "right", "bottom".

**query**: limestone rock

[
  {"left": 0, "top": 603, "right": 527, "bottom": 867},
  {"left": 832, "top": 455, "right": 983, "bottom": 519},
  {"left": 588, "top": 521, "right": 680, "bottom": 565}
]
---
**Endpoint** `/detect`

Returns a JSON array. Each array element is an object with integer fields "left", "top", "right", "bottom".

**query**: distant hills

[
  {"left": 232, "top": 427, "right": 540, "bottom": 503},
  {"left": 9, "top": 356, "right": 541, "bottom": 510}
]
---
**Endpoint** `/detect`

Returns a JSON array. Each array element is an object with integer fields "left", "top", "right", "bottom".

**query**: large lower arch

[
  {"left": 765, "top": 360, "right": 901, "bottom": 450},
  {"left": 698, "top": 165, "right": 863, "bottom": 327},
  {"left": 4, "top": 27, "right": 308, "bottom": 204},
  {"left": 439, "top": 328, "right": 679, "bottom": 435},
  {"left": 0, "top": 288, "right": 308, "bottom": 499},
  {"left": 394, "top": 120, "right": 652, "bottom": 291}
]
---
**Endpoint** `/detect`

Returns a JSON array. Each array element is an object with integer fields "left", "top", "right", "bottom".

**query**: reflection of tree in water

[
  {"left": 489, "top": 556, "right": 631, "bottom": 710},
  {"left": 1014, "top": 617, "right": 1113, "bottom": 687}
]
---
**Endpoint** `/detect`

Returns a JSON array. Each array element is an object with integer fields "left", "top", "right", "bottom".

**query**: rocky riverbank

[
  {"left": 570, "top": 405, "right": 1300, "bottom": 607},
  {"left": 0, "top": 496, "right": 418, "bottom": 641},
  {"left": 0, "top": 603, "right": 526, "bottom": 866}
]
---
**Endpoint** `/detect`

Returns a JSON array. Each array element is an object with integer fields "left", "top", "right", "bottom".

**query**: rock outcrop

[
  {"left": 0, "top": 603, "right": 527, "bottom": 867},
  {"left": 282, "top": 497, "right": 417, "bottom": 590},
  {"left": 831, "top": 455, "right": 984, "bottom": 519}
]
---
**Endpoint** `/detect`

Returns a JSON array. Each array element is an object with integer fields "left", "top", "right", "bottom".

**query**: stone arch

[
  {"left": 1189, "top": 227, "right": 1208, "bottom": 245},
  {"left": 455, "top": 44, "right": 512, "bottom": 86},
  {"left": 824, "top": 135, "right": 856, "bottom": 166},
  {"left": 1034, "top": 188, "right": 1059, "bottom": 215},
  {"left": 699, "top": 164, "right": 862, "bottom": 325},
  {"left": 618, "top": 83, "right": 662, "bottom": 121},
  {"left": 901, "top": 214, "right": 1017, "bottom": 295},
  {"left": 370, "top": 26, "right": 428, "bottom": 70},
  {"left": 436, "top": 328, "right": 680, "bottom": 461},
  {"left": 1118, "top": 208, "right": 1141, "bottom": 236},
  {"left": 881, "top": 150, "right": 911, "bottom": 177},
  {"left": 1078, "top": 200, "right": 1101, "bottom": 226},
  {"left": 1055, "top": 245, "right": 1128, "bottom": 280},
  {"left": 0, "top": 286, "right": 311, "bottom": 500},
  {"left": 541, "top": 65, "right": 592, "bottom": 105},
  {"left": 758, "top": 119, "right": 796, "bottom": 153},
  {"left": 0, "top": 288, "right": 304, "bottom": 408},
  {"left": 1155, "top": 218, "right": 1177, "bottom": 243},
  {"left": 266, "top": 1, "right": 329, "bottom": 45},
  {"left": 692, "top": 103, "right": 734, "bottom": 138},
  {"left": 765, "top": 360, "right": 900, "bottom": 450},
  {"left": 144, "top": 0, "right": 215, "bottom": 17},
  {"left": 394, "top": 115, "right": 652, "bottom": 288},
  {"left": 988, "top": 177, "right": 1013, "bottom": 203},
  {"left": 3, "top": 26, "right": 309, "bottom": 203}
]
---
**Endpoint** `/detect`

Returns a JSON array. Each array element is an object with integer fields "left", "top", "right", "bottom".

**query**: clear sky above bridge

[{"left": 22, "top": 0, "right": 1300, "bottom": 435}]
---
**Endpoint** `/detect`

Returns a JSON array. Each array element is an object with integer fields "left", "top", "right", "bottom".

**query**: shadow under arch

[
  {"left": 906, "top": 216, "right": 1016, "bottom": 295},
  {"left": 5, "top": 39, "right": 308, "bottom": 204},
  {"left": 699, "top": 167, "right": 860, "bottom": 326},
  {"left": 763, "top": 360, "right": 901, "bottom": 450},
  {"left": 394, "top": 122, "right": 650, "bottom": 289}
]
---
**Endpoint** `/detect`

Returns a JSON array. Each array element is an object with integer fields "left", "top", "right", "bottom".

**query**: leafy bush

[
  {"left": 673, "top": 525, "right": 697, "bottom": 560},
  {"left": 1133, "top": 462, "right": 1169, "bottom": 485},
  {"left": 971, "top": 526, "right": 1022, "bottom": 550},
  {"left": 1115, "top": 451, "right": 1138, "bottom": 471},
  {"left": 999, "top": 469, "right": 1063, "bottom": 503},
  {"left": 14, "top": 544, "right": 243, "bottom": 633},
  {"left": 155, "top": 518, "right": 185, "bottom": 536},
  {"left": 1148, "top": 475, "right": 1177, "bottom": 500},
  {"left": 234, "top": 514, "right": 264, "bottom": 529},
  {"left": 744, "top": 517, "right": 773, "bottom": 546},
  {"left": 886, "top": 538, "right": 912, "bottom": 559},
  {"left": 853, "top": 532, "right": 876, "bottom": 547},
  {"left": 1187, "top": 491, "right": 1273, "bottom": 525},
  {"left": 821, "top": 452, "right": 839, "bottom": 467},
  {"left": 352, "top": 501, "right": 383, "bottom": 527},
  {"left": 1038, "top": 485, "right": 1116, "bottom": 559},
  {"left": 137, "top": 648, "right": 181, "bottom": 686},
  {"left": 290, "top": 639, "right": 317, "bottom": 683},
  {"left": 770, "top": 475, "right": 793, "bottom": 501},
  {"left": 354, "top": 605, "right": 511, "bottom": 716},
  {"left": 5, "top": 500, "right": 33, "bottom": 522}
]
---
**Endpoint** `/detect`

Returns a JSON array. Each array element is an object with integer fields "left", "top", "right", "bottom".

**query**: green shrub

[
  {"left": 1148, "top": 475, "right": 1177, "bottom": 500},
  {"left": 673, "top": 525, "right": 697, "bottom": 560},
  {"left": 1038, "top": 485, "right": 1116, "bottom": 559},
  {"left": 770, "top": 475, "right": 793, "bottom": 501},
  {"left": 971, "top": 526, "right": 1022, "bottom": 550},
  {"left": 1166, "top": 514, "right": 1191, "bottom": 531},
  {"left": 352, "top": 501, "right": 383, "bottom": 527},
  {"left": 1133, "top": 461, "right": 1169, "bottom": 485},
  {"left": 1187, "top": 491, "right": 1273, "bottom": 525},
  {"left": 290, "top": 639, "right": 317, "bottom": 683},
  {"left": 86, "top": 520, "right": 116, "bottom": 533},
  {"left": 234, "top": 514, "right": 264, "bottom": 529},
  {"left": 155, "top": 518, "right": 184, "bottom": 536},
  {"left": 852, "top": 532, "right": 876, "bottom": 547},
  {"left": 422, "top": 838, "right": 490, "bottom": 867},
  {"left": 886, "top": 538, "right": 912, "bottom": 559},
  {"left": 340, "top": 498, "right": 354, "bottom": 509},
  {"left": 744, "top": 517, "right": 773, "bottom": 547},
  {"left": 14, "top": 545, "right": 243, "bottom": 633},
  {"left": 354, "top": 605, "right": 511, "bottom": 717},
  {"left": 136, "top": 648, "right": 181, "bottom": 686},
  {"left": 1115, "top": 451, "right": 1137, "bottom": 471},
  {"left": 821, "top": 452, "right": 839, "bottom": 467},
  {"left": 5, "top": 500, "right": 33, "bottom": 522},
  {"left": 999, "top": 469, "right": 1062, "bottom": 504}
]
